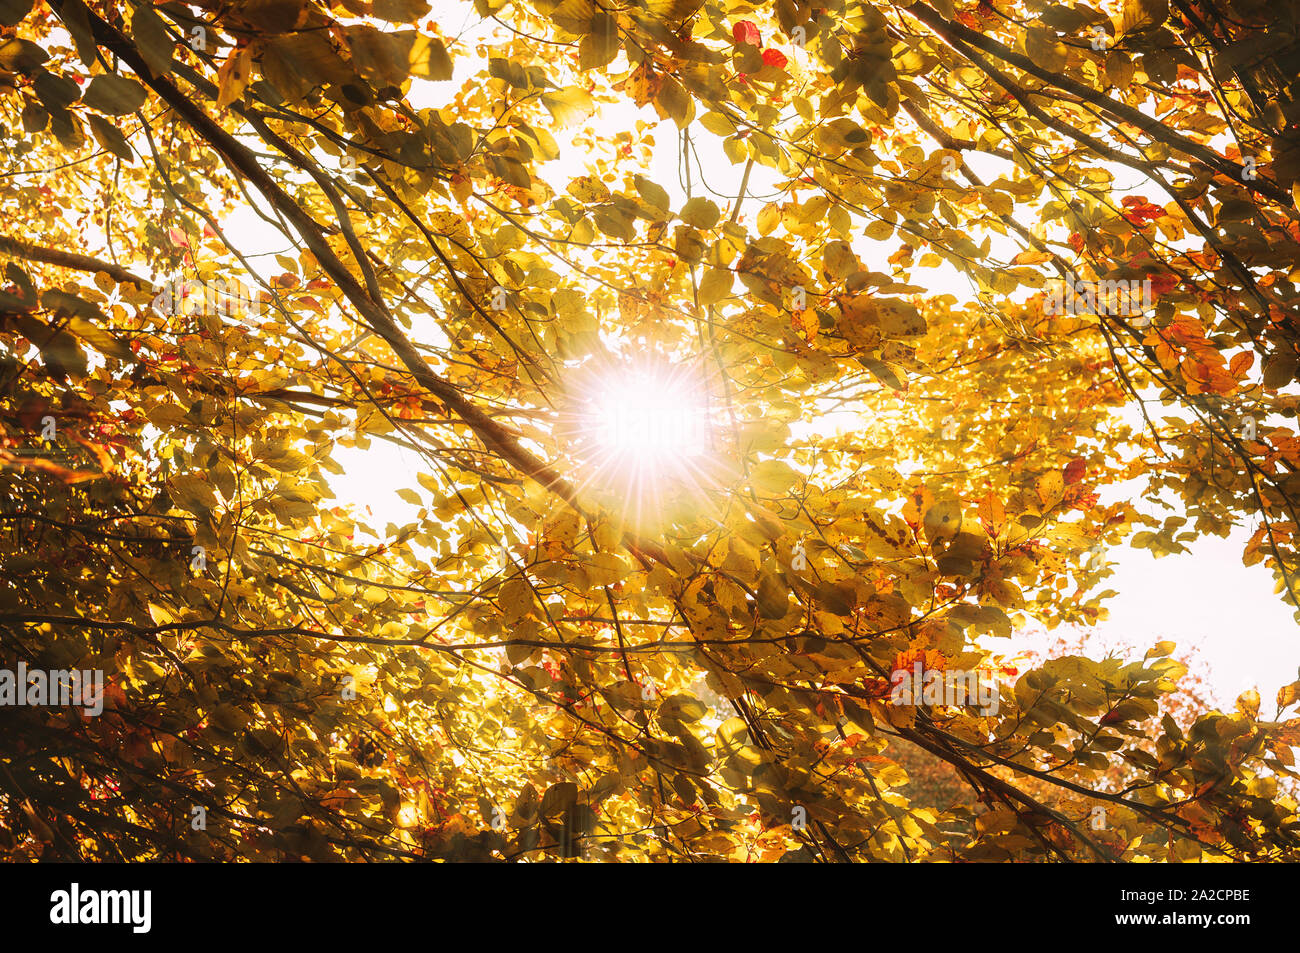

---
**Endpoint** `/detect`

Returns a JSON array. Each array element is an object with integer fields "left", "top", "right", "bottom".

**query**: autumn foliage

[{"left": 1, "top": 0, "right": 1300, "bottom": 862}]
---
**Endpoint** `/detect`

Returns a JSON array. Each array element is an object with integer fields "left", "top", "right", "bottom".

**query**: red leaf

[
  {"left": 1120, "top": 196, "right": 1164, "bottom": 225},
  {"left": 732, "top": 20, "right": 761, "bottom": 46},
  {"left": 1064, "top": 457, "right": 1086, "bottom": 485},
  {"left": 1150, "top": 273, "right": 1179, "bottom": 296},
  {"left": 762, "top": 47, "right": 788, "bottom": 68}
]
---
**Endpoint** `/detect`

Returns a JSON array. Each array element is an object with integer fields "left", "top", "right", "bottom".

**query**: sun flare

[
  {"left": 590, "top": 368, "right": 710, "bottom": 470},
  {"left": 560, "top": 359, "right": 720, "bottom": 521}
]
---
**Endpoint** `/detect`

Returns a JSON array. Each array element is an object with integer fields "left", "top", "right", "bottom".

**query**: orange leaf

[
  {"left": 1063, "top": 457, "right": 1086, "bottom": 485},
  {"left": 978, "top": 492, "right": 1005, "bottom": 532}
]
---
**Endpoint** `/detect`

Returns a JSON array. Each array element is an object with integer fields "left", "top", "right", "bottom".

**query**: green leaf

[
  {"left": 132, "top": 5, "right": 175, "bottom": 77},
  {"left": 81, "top": 74, "right": 148, "bottom": 115},
  {"left": 88, "top": 115, "right": 134, "bottom": 162},
  {"left": 0, "top": 37, "right": 48, "bottom": 73},
  {"left": 0, "top": 0, "right": 33, "bottom": 27}
]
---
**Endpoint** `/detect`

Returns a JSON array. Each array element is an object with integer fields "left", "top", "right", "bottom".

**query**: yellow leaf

[
  {"left": 1035, "top": 471, "right": 1064, "bottom": 509},
  {"left": 216, "top": 46, "right": 253, "bottom": 110},
  {"left": 978, "top": 493, "right": 1005, "bottom": 533},
  {"left": 1278, "top": 681, "right": 1300, "bottom": 710},
  {"left": 923, "top": 500, "right": 962, "bottom": 540},
  {"left": 1235, "top": 689, "right": 1260, "bottom": 720},
  {"left": 1024, "top": 28, "right": 1068, "bottom": 72},
  {"left": 698, "top": 267, "right": 734, "bottom": 306},
  {"left": 864, "top": 219, "right": 893, "bottom": 241},
  {"left": 756, "top": 203, "right": 781, "bottom": 236},
  {"left": 751, "top": 460, "right": 800, "bottom": 496}
]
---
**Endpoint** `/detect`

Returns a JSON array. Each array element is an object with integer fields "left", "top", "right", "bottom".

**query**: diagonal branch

[
  {"left": 48, "top": 0, "right": 587, "bottom": 514},
  {"left": 906, "top": 1, "right": 1295, "bottom": 209},
  {"left": 0, "top": 235, "right": 154, "bottom": 289}
]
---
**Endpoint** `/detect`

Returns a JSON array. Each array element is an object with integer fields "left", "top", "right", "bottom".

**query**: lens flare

[
  {"left": 559, "top": 358, "right": 721, "bottom": 526},
  {"left": 591, "top": 370, "right": 709, "bottom": 469}
]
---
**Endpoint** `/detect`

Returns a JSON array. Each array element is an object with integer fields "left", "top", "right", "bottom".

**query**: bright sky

[{"left": 227, "top": 0, "right": 1300, "bottom": 715}]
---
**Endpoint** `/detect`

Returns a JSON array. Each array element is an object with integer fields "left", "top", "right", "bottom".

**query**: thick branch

[{"left": 0, "top": 235, "right": 153, "bottom": 289}]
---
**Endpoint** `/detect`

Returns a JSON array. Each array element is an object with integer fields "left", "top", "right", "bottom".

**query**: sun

[
  {"left": 560, "top": 358, "right": 720, "bottom": 521},
  {"left": 590, "top": 368, "right": 710, "bottom": 471}
]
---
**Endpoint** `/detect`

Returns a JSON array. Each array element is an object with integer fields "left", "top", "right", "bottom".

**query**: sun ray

[{"left": 556, "top": 356, "right": 726, "bottom": 532}]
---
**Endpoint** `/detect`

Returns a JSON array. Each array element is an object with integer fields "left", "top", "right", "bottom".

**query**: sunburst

[{"left": 556, "top": 356, "right": 724, "bottom": 529}]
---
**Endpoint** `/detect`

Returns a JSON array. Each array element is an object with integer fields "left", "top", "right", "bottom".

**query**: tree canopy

[{"left": 2, "top": 0, "right": 1300, "bottom": 862}]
